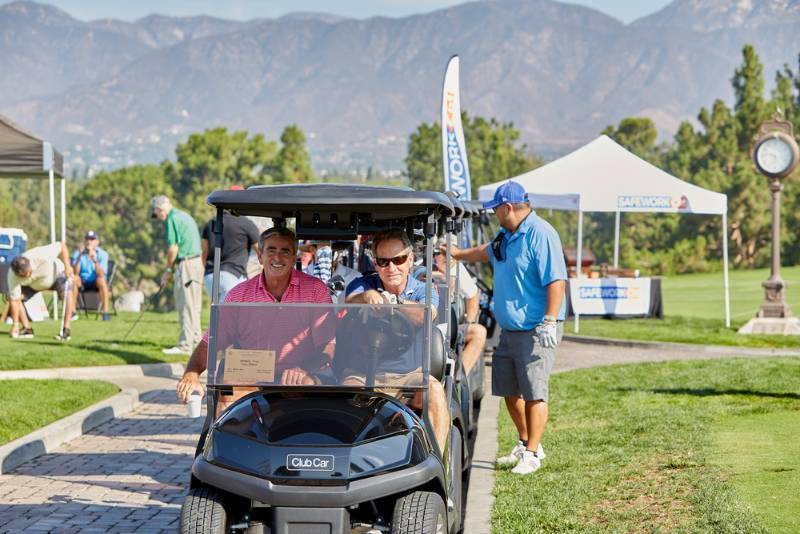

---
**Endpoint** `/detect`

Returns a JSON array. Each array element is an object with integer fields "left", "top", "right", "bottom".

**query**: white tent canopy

[{"left": 478, "top": 135, "right": 730, "bottom": 328}]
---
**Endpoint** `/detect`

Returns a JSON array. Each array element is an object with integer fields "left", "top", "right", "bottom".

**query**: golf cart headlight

[{"left": 349, "top": 433, "right": 412, "bottom": 478}]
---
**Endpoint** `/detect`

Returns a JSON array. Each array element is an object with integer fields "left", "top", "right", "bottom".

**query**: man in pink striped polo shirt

[{"left": 176, "top": 227, "right": 336, "bottom": 405}]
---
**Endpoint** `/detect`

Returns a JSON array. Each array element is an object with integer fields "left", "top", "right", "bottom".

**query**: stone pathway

[
  {"left": 0, "top": 389, "right": 202, "bottom": 533},
  {"left": 0, "top": 341, "right": 794, "bottom": 532}
]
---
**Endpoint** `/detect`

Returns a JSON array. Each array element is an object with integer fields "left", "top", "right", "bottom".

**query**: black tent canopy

[
  {"left": 0, "top": 114, "right": 63, "bottom": 177},
  {"left": 0, "top": 113, "right": 67, "bottom": 317}
]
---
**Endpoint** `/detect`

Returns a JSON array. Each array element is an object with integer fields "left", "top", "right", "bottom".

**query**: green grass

[
  {"left": 492, "top": 357, "right": 800, "bottom": 533},
  {"left": 662, "top": 266, "right": 800, "bottom": 320},
  {"left": 710, "top": 411, "right": 800, "bottom": 534},
  {"left": 0, "top": 379, "right": 119, "bottom": 445},
  {"left": 0, "top": 311, "right": 193, "bottom": 370},
  {"left": 573, "top": 316, "right": 800, "bottom": 349},
  {"left": 572, "top": 266, "right": 800, "bottom": 348}
]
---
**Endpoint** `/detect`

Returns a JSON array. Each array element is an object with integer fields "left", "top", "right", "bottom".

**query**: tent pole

[
  {"left": 613, "top": 211, "right": 620, "bottom": 268},
  {"left": 60, "top": 177, "right": 66, "bottom": 244},
  {"left": 722, "top": 213, "right": 730, "bottom": 328},
  {"left": 574, "top": 210, "right": 583, "bottom": 333},
  {"left": 48, "top": 169, "right": 58, "bottom": 320}
]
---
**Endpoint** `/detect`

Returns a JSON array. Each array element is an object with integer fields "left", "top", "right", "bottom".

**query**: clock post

[{"left": 739, "top": 112, "right": 800, "bottom": 334}]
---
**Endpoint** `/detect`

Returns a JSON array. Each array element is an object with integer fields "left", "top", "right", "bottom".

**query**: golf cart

[{"left": 181, "top": 184, "right": 472, "bottom": 534}]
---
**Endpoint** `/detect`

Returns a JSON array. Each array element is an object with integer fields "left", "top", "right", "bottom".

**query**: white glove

[
  {"left": 380, "top": 290, "right": 398, "bottom": 304},
  {"left": 537, "top": 322, "right": 559, "bottom": 349}
]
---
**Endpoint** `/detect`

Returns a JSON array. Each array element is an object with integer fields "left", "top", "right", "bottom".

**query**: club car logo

[
  {"left": 617, "top": 195, "right": 689, "bottom": 210},
  {"left": 286, "top": 454, "right": 334, "bottom": 472}
]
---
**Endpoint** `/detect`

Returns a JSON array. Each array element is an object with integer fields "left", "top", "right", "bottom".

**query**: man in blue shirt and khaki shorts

[{"left": 444, "top": 181, "right": 567, "bottom": 475}]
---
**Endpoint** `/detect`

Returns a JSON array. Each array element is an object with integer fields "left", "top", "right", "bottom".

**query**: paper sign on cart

[{"left": 223, "top": 348, "right": 276, "bottom": 383}]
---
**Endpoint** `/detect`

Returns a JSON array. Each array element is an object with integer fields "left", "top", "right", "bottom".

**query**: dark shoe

[
  {"left": 13, "top": 328, "right": 35, "bottom": 339},
  {"left": 55, "top": 328, "right": 71, "bottom": 341},
  {"left": 102, "top": 313, "right": 111, "bottom": 321}
]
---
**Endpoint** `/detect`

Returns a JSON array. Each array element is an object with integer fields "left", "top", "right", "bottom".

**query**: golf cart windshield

[{"left": 206, "top": 302, "right": 434, "bottom": 391}]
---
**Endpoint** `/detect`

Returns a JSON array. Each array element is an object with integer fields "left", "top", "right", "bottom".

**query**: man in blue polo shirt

[
  {"left": 445, "top": 181, "right": 567, "bottom": 475},
  {"left": 71, "top": 230, "right": 111, "bottom": 321},
  {"left": 344, "top": 228, "right": 449, "bottom": 452}
]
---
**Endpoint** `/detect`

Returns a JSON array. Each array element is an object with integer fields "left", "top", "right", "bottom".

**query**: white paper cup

[{"left": 187, "top": 392, "right": 203, "bottom": 418}]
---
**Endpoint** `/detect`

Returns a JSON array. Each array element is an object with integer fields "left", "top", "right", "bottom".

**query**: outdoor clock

[{"left": 751, "top": 114, "right": 800, "bottom": 179}]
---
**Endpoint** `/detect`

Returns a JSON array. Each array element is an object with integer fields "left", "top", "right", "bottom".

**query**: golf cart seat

[{"left": 429, "top": 322, "right": 446, "bottom": 382}]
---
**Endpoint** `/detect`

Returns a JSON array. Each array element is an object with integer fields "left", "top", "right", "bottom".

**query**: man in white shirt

[
  {"left": 434, "top": 250, "right": 487, "bottom": 375},
  {"left": 7, "top": 241, "right": 75, "bottom": 340}
]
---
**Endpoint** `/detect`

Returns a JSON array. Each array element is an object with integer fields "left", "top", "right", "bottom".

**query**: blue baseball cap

[
  {"left": 482, "top": 181, "right": 528, "bottom": 209},
  {"left": 84, "top": 230, "right": 98, "bottom": 240}
]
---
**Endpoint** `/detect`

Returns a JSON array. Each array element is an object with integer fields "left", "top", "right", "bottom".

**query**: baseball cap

[
  {"left": 482, "top": 181, "right": 528, "bottom": 210},
  {"left": 85, "top": 230, "right": 98, "bottom": 240},
  {"left": 150, "top": 195, "right": 170, "bottom": 218}
]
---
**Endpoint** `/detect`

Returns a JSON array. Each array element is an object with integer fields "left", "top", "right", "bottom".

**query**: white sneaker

[
  {"left": 162, "top": 346, "right": 191, "bottom": 355},
  {"left": 497, "top": 442, "right": 545, "bottom": 466},
  {"left": 511, "top": 450, "right": 541, "bottom": 475},
  {"left": 496, "top": 442, "right": 525, "bottom": 466}
]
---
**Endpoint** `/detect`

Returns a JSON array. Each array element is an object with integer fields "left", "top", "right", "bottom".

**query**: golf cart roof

[{"left": 207, "top": 184, "right": 455, "bottom": 239}]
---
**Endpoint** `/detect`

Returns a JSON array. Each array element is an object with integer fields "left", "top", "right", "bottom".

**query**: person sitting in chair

[
  {"left": 343, "top": 228, "right": 450, "bottom": 452},
  {"left": 71, "top": 231, "right": 111, "bottom": 321}
]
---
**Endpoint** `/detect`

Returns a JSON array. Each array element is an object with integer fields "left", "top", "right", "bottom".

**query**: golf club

[
  {"left": 55, "top": 277, "right": 73, "bottom": 341},
  {"left": 119, "top": 280, "right": 167, "bottom": 343}
]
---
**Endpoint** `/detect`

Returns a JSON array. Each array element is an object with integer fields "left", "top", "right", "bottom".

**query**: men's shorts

[
  {"left": 491, "top": 323, "right": 563, "bottom": 402},
  {"left": 21, "top": 275, "right": 69, "bottom": 300},
  {"left": 81, "top": 279, "right": 99, "bottom": 290},
  {"left": 341, "top": 367, "right": 425, "bottom": 397}
]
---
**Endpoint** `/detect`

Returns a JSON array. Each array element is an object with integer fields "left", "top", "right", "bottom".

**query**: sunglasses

[
  {"left": 375, "top": 250, "right": 411, "bottom": 268},
  {"left": 491, "top": 233, "right": 506, "bottom": 262}
]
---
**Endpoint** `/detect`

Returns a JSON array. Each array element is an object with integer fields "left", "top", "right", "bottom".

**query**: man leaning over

[
  {"left": 176, "top": 227, "right": 336, "bottom": 406},
  {"left": 445, "top": 181, "right": 566, "bottom": 475},
  {"left": 7, "top": 241, "right": 75, "bottom": 341}
]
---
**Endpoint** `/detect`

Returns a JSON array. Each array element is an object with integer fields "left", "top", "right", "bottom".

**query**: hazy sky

[{"left": 9, "top": 0, "right": 674, "bottom": 24}]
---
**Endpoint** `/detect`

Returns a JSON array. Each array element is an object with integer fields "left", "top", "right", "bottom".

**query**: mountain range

[{"left": 1, "top": 0, "right": 799, "bottom": 174}]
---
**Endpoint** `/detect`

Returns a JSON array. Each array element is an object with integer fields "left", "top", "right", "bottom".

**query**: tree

[
  {"left": 405, "top": 111, "right": 541, "bottom": 197},
  {"left": 67, "top": 165, "right": 174, "bottom": 288},
  {"left": 164, "top": 127, "right": 278, "bottom": 221},
  {"left": 269, "top": 124, "right": 314, "bottom": 184}
]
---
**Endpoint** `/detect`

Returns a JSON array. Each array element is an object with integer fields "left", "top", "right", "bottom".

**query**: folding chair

[{"left": 77, "top": 260, "right": 117, "bottom": 318}]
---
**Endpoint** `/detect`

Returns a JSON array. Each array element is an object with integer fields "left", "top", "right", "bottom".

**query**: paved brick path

[{"left": 0, "top": 390, "right": 203, "bottom": 533}]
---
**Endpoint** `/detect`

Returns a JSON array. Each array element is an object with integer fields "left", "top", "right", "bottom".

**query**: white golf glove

[
  {"left": 537, "top": 322, "right": 559, "bottom": 349},
  {"left": 380, "top": 290, "right": 398, "bottom": 305}
]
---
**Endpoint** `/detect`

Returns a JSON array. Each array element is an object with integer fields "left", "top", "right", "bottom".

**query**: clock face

[{"left": 756, "top": 137, "right": 795, "bottom": 175}]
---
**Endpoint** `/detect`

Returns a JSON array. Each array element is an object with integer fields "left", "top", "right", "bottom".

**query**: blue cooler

[{"left": 0, "top": 228, "right": 27, "bottom": 264}]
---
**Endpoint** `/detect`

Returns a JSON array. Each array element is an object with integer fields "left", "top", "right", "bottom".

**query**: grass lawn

[
  {"left": 571, "top": 266, "right": 800, "bottom": 348},
  {"left": 710, "top": 411, "right": 800, "bottom": 534},
  {"left": 0, "top": 311, "right": 194, "bottom": 371},
  {"left": 0, "top": 379, "right": 119, "bottom": 445},
  {"left": 492, "top": 357, "right": 800, "bottom": 533}
]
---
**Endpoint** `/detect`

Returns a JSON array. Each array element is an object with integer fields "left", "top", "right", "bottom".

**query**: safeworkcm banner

[
  {"left": 441, "top": 55, "right": 472, "bottom": 200},
  {"left": 569, "top": 278, "right": 652, "bottom": 316}
]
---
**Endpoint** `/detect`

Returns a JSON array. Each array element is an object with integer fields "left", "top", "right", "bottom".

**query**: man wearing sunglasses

[
  {"left": 344, "top": 228, "right": 450, "bottom": 452},
  {"left": 444, "top": 181, "right": 567, "bottom": 475}
]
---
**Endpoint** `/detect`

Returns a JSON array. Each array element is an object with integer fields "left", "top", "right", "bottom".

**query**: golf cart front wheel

[
  {"left": 179, "top": 486, "right": 228, "bottom": 534},
  {"left": 391, "top": 491, "right": 447, "bottom": 534}
]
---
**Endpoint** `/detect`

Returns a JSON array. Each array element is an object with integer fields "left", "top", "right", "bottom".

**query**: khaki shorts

[{"left": 342, "top": 367, "right": 424, "bottom": 396}]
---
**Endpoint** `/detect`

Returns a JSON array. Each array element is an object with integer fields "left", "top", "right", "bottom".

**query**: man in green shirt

[{"left": 151, "top": 195, "right": 203, "bottom": 355}]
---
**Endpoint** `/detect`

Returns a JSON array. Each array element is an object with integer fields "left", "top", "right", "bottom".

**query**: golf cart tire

[
  {"left": 391, "top": 491, "right": 447, "bottom": 534},
  {"left": 179, "top": 486, "right": 228, "bottom": 534}
]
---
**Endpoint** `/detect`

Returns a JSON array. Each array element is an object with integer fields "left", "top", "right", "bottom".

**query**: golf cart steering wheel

[{"left": 356, "top": 307, "right": 415, "bottom": 358}]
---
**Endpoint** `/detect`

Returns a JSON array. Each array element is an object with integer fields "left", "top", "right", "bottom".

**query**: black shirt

[{"left": 202, "top": 213, "right": 260, "bottom": 278}]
